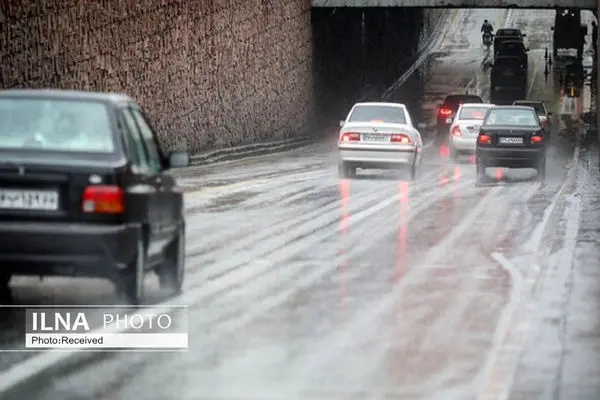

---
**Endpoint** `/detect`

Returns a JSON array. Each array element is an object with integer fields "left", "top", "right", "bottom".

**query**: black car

[
  {"left": 476, "top": 105, "right": 547, "bottom": 183},
  {"left": 493, "top": 28, "right": 526, "bottom": 49},
  {"left": 0, "top": 89, "right": 190, "bottom": 304},
  {"left": 491, "top": 56, "right": 527, "bottom": 91},
  {"left": 495, "top": 40, "right": 529, "bottom": 71},
  {"left": 436, "top": 94, "right": 483, "bottom": 136}
]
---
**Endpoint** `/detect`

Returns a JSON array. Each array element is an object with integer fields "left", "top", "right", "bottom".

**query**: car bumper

[
  {"left": 0, "top": 222, "right": 141, "bottom": 280},
  {"left": 450, "top": 136, "right": 477, "bottom": 152},
  {"left": 476, "top": 147, "right": 545, "bottom": 168},
  {"left": 338, "top": 146, "right": 417, "bottom": 168}
]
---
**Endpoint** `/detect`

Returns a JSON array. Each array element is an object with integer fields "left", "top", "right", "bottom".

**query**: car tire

[
  {"left": 476, "top": 162, "right": 487, "bottom": 183},
  {"left": 338, "top": 161, "right": 355, "bottom": 178},
  {"left": 122, "top": 237, "right": 146, "bottom": 306},
  {"left": 0, "top": 273, "right": 11, "bottom": 303},
  {"left": 537, "top": 159, "right": 546, "bottom": 183},
  {"left": 450, "top": 147, "right": 459, "bottom": 161},
  {"left": 157, "top": 224, "right": 185, "bottom": 296},
  {"left": 410, "top": 157, "right": 420, "bottom": 180}
]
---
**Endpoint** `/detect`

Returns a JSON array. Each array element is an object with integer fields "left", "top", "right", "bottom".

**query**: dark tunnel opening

[{"left": 311, "top": 7, "right": 426, "bottom": 128}]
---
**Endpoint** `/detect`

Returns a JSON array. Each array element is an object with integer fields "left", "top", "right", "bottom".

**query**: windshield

[
  {"left": 484, "top": 108, "right": 539, "bottom": 126},
  {"left": 458, "top": 106, "right": 490, "bottom": 120},
  {"left": 348, "top": 105, "right": 407, "bottom": 124},
  {"left": 0, "top": 98, "right": 115, "bottom": 153}
]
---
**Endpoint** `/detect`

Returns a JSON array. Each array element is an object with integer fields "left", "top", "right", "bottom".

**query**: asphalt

[{"left": 0, "top": 8, "right": 599, "bottom": 400}]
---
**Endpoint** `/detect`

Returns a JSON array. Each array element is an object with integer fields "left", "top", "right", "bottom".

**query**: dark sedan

[
  {"left": 0, "top": 89, "right": 190, "bottom": 304},
  {"left": 476, "top": 105, "right": 547, "bottom": 183}
]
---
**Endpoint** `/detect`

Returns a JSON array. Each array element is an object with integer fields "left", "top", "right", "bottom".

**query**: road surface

[{"left": 0, "top": 8, "right": 598, "bottom": 400}]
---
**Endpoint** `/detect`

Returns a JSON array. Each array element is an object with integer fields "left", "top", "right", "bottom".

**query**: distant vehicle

[
  {"left": 448, "top": 103, "right": 496, "bottom": 160},
  {"left": 436, "top": 94, "right": 483, "bottom": 137},
  {"left": 551, "top": 8, "right": 582, "bottom": 58},
  {"left": 483, "top": 32, "right": 493, "bottom": 49},
  {"left": 475, "top": 105, "right": 547, "bottom": 183},
  {"left": 495, "top": 40, "right": 529, "bottom": 71},
  {"left": 0, "top": 89, "right": 190, "bottom": 304},
  {"left": 513, "top": 100, "right": 552, "bottom": 134},
  {"left": 491, "top": 56, "right": 527, "bottom": 92},
  {"left": 493, "top": 28, "right": 526, "bottom": 49},
  {"left": 337, "top": 102, "right": 425, "bottom": 179}
]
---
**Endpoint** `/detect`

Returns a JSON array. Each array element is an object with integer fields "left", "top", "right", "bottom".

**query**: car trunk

[
  {"left": 479, "top": 126, "right": 543, "bottom": 147},
  {"left": 0, "top": 159, "right": 122, "bottom": 224}
]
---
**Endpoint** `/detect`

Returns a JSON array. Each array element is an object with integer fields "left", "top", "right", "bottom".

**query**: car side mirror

[
  {"left": 525, "top": 48, "right": 530, "bottom": 51},
  {"left": 522, "top": 33, "right": 527, "bottom": 37},
  {"left": 437, "top": 103, "right": 442, "bottom": 108},
  {"left": 417, "top": 122, "right": 427, "bottom": 129},
  {"left": 550, "top": 26, "right": 554, "bottom": 31},
  {"left": 168, "top": 151, "right": 190, "bottom": 168},
  {"left": 547, "top": 112, "right": 553, "bottom": 116},
  {"left": 339, "top": 120, "right": 345, "bottom": 128}
]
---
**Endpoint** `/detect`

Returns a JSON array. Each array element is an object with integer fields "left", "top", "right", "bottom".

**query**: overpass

[{"left": 312, "top": 0, "right": 596, "bottom": 8}]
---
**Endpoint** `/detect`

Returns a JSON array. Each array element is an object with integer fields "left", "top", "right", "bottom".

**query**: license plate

[
  {"left": 498, "top": 137, "right": 524, "bottom": 145},
  {"left": 362, "top": 134, "right": 388, "bottom": 142},
  {"left": 467, "top": 126, "right": 479, "bottom": 134},
  {"left": 0, "top": 189, "right": 59, "bottom": 211},
  {"left": 503, "top": 70, "right": 515, "bottom": 76}
]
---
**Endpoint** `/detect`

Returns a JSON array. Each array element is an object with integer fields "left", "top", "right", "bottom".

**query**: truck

[{"left": 552, "top": 8, "right": 584, "bottom": 58}]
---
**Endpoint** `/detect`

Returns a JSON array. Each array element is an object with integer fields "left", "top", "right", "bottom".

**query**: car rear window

[
  {"left": 348, "top": 105, "right": 406, "bottom": 124},
  {"left": 485, "top": 108, "right": 538, "bottom": 126},
  {"left": 0, "top": 98, "right": 115, "bottom": 153},
  {"left": 458, "top": 106, "right": 490, "bottom": 120}
]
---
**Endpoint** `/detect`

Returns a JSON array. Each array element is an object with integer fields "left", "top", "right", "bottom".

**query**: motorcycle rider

[{"left": 481, "top": 19, "right": 494, "bottom": 43}]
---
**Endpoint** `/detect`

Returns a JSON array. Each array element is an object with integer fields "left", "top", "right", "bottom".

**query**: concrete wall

[
  {"left": 0, "top": 0, "right": 314, "bottom": 154},
  {"left": 312, "top": 0, "right": 597, "bottom": 8}
]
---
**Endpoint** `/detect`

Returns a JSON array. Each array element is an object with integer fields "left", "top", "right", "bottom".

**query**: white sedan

[
  {"left": 337, "top": 102, "right": 425, "bottom": 179},
  {"left": 448, "top": 103, "right": 495, "bottom": 159}
]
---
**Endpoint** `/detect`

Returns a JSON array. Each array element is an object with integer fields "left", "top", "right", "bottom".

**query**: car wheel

[
  {"left": 122, "top": 237, "right": 146, "bottom": 305},
  {"left": 537, "top": 159, "right": 546, "bottom": 182},
  {"left": 157, "top": 224, "right": 185, "bottom": 296},
  {"left": 450, "top": 147, "right": 459, "bottom": 162},
  {"left": 476, "top": 162, "right": 487, "bottom": 183},
  {"left": 410, "top": 159, "right": 420, "bottom": 180},
  {"left": 0, "top": 273, "right": 12, "bottom": 303},
  {"left": 338, "top": 161, "right": 355, "bottom": 178}
]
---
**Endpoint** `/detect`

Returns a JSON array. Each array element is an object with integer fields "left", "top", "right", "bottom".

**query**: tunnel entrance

[{"left": 311, "top": 7, "right": 425, "bottom": 128}]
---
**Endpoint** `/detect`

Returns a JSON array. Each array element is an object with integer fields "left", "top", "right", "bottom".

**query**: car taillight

[
  {"left": 531, "top": 135, "right": 543, "bottom": 144},
  {"left": 339, "top": 132, "right": 360, "bottom": 142},
  {"left": 439, "top": 108, "right": 453, "bottom": 116},
  {"left": 390, "top": 133, "right": 411, "bottom": 144},
  {"left": 451, "top": 126, "right": 462, "bottom": 137},
  {"left": 82, "top": 185, "right": 125, "bottom": 214},
  {"left": 478, "top": 134, "right": 491, "bottom": 145}
]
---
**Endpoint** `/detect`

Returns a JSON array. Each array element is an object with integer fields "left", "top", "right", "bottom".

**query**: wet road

[{"left": 0, "top": 8, "right": 597, "bottom": 400}]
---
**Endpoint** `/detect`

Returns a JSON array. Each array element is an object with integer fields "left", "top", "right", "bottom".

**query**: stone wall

[{"left": 0, "top": 0, "right": 314, "bottom": 154}]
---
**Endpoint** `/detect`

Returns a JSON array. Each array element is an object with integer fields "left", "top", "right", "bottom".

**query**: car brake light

[
  {"left": 439, "top": 108, "right": 453, "bottom": 116},
  {"left": 82, "top": 185, "right": 124, "bottom": 214},
  {"left": 478, "top": 134, "right": 491, "bottom": 144},
  {"left": 390, "top": 133, "right": 411, "bottom": 144},
  {"left": 531, "top": 135, "right": 543, "bottom": 143},
  {"left": 451, "top": 126, "right": 462, "bottom": 137},
  {"left": 340, "top": 132, "right": 360, "bottom": 142}
]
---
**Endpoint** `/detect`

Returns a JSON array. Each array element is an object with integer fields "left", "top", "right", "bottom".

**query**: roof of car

[
  {"left": 353, "top": 102, "right": 405, "bottom": 108},
  {"left": 491, "top": 105, "right": 536, "bottom": 111},
  {"left": 496, "top": 29, "right": 522, "bottom": 35},
  {"left": 0, "top": 89, "right": 134, "bottom": 103},
  {"left": 459, "top": 103, "right": 494, "bottom": 107}
]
